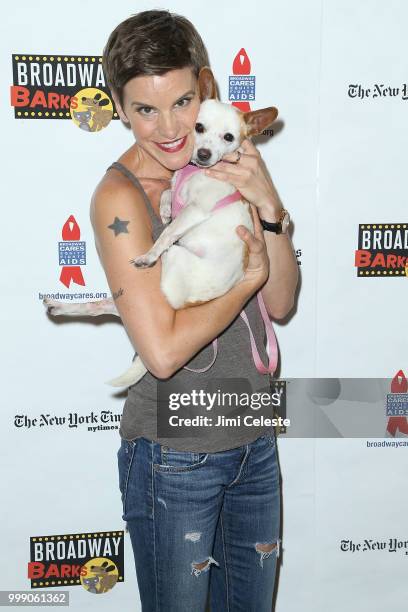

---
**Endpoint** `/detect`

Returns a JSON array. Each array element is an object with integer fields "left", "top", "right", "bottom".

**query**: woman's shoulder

[
  {"left": 93, "top": 144, "right": 142, "bottom": 197},
  {"left": 90, "top": 162, "right": 152, "bottom": 234}
]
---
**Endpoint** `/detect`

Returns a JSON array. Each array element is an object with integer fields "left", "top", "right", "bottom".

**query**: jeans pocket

[
  {"left": 153, "top": 446, "right": 209, "bottom": 473},
  {"left": 117, "top": 439, "right": 138, "bottom": 517},
  {"left": 262, "top": 429, "right": 276, "bottom": 447}
]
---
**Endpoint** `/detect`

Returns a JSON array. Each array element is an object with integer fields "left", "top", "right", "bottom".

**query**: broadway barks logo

[
  {"left": 10, "top": 54, "right": 118, "bottom": 132},
  {"left": 355, "top": 223, "right": 408, "bottom": 276},
  {"left": 28, "top": 530, "right": 124, "bottom": 593}
]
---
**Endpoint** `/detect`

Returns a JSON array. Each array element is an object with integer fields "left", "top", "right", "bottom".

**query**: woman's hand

[
  {"left": 236, "top": 204, "right": 269, "bottom": 290},
  {"left": 204, "top": 138, "right": 282, "bottom": 216}
]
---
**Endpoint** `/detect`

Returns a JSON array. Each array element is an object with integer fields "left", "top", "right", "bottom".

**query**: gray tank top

[{"left": 107, "top": 161, "right": 276, "bottom": 452}]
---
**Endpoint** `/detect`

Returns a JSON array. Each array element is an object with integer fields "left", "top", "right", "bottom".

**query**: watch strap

[
  {"left": 260, "top": 218, "right": 282, "bottom": 233},
  {"left": 260, "top": 208, "right": 288, "bottom": 234}
]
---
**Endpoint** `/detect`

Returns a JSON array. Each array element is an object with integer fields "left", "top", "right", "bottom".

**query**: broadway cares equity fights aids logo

[
  {"left": 10, "top": 54, "right": 118, "bottom": 132},
  {"left": 59, "top": 215, "right": 86, "bottom": 288},
  {"left": 228, "top": 48, "right": 275, "bottom": 139},
  {"left": 28, "top": 530, "right": 124, "bottom": 594},
  {"left": 229, "top": 48, "right": 255, "bottom": 112},
  {"left": 386, "top": 370, "right": 408, "bottom": 437}
]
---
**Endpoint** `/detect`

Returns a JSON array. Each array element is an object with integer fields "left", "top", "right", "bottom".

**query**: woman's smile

[{"left": 154, "top": 135, "right": 188, "bottom": 153}]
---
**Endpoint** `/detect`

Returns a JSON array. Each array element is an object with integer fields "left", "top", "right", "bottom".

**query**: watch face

[{"left": 282, "top": 213, "right": 290, "bottom": 233}]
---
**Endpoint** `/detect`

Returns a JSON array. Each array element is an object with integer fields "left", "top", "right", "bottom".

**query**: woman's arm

[
  {"left": 254, "top": 203, "right": 299, "bottom": 320},
  {"left": 90, "top": 181, "right": 268, "bottom": 379},
  {"left": 204, "top": 139, "right": 299, "bottom": 319}
]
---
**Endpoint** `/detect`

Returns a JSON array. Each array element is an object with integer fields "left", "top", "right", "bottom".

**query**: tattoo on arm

[
  {"left": 108, "top": 216, "right": 130, "bottom": 236},
  {"left": 112, "top": 287, "right": 124, "bottom": 301}
]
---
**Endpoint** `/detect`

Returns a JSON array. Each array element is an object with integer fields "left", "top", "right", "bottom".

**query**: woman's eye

[
  {"left": 224, "top": 133, "right": 234, "bottom": 142},
  {"left": 195, "top": 123, "right": 205, "bottom": 133},
  {"left": 137, "top": 106, "right": 154, "bottom": 116},
  {"left": 175, "top": 97, "right": 192, "bottom": 107}
]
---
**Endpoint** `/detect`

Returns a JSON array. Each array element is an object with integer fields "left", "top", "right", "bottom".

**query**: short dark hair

[{"left": 102, "top": 10, "right": 210, "bottom": 108}]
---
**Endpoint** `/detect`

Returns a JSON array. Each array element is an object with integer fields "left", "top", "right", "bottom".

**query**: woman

[{"left": 92, "top": 9, "right": 299, "bottom": 611}]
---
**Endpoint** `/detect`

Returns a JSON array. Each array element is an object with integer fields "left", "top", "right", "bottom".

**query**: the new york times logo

[{"left": 157, "top": 377, "right": 287, "bottom": 438}]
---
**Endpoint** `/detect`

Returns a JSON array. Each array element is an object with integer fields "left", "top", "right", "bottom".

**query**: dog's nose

[{"left": 197, "top": 148, "right": 211, "bottom": 162}]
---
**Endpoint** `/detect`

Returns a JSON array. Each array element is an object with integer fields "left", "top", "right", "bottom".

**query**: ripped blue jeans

[{"left": 117, "top": 431, "right": 281, "bottom": 611}]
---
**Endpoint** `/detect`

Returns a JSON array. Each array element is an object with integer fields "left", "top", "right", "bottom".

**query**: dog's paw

[
  {"left": 129, "top": 254, "right": 158, "bottom": 268},
  {"left": 160, "top": 211, "right": 172, "bottom": 224},
  {"left": 159, "top": 189, "right": 172, "bottom": 224},
  {"left": 159, "top": 201, "right": 172, "bottom": 224},
  {"left": 43, "top": 297, "right": 65, "bottom": 315}
]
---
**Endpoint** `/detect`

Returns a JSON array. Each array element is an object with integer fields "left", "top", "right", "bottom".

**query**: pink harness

[
  {"left": 171, "top": 163, "right": 242, "bottom": 218},
  {"left": 172, "top": 163, "right": 278, "bottom": 376}
]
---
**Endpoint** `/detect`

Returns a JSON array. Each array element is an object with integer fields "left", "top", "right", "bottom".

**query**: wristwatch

[{"left": 260, "top": 208, "right": 290, "bottom": 234}]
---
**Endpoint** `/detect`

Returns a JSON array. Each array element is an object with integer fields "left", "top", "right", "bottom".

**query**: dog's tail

[{"left": 105, "top": 356, "right": 147, "bottom": 388}]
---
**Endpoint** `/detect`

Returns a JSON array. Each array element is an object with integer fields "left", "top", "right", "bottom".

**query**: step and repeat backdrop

[{"left": 1, "top": 0, "right": 407, "bottom": 610}]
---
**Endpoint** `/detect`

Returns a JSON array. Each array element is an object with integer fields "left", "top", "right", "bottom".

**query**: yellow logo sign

[
  {"left": 81, "top": 557, "right": 119, "bottom": 594},
  {"left": 71, "top": 87, "right": 113, "bottom": 132}
]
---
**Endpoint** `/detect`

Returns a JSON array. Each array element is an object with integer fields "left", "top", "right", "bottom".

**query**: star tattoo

[{"left": 108, "top": 216, "right": 130, "bottom": 236}]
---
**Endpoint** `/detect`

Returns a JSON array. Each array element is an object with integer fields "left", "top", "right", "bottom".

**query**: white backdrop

[{"left": 1, "top": 1, "right": 407, "bottom": 610}]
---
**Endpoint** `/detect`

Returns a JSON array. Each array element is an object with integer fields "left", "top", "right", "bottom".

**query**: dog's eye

[
  {"left": 195, "top": 123, "right": 205, "bottom": 133},
  {"left": 224, "top": 133, "right": 234, "bottom": 142}
]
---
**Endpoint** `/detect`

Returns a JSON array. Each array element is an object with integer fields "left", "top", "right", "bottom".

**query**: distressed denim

[{"left": 117, "top": 432, "right": 281, "bottom": 611}]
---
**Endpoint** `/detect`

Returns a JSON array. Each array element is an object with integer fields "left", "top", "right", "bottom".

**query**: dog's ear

[
  {"left": 243, "top": 107, "right": 278, "bottom": 137},
  {"left": 198, "top": 67, "right": 218, "bottom": 101}
]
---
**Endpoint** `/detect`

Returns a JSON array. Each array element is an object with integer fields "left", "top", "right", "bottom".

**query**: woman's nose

[{"left": 158, "top": 112, "right": 180, "bottom": 141}]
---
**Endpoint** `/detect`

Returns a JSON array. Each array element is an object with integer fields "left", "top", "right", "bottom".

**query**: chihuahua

[{"left": 43, "top": 67, "right": 278, "bottom": 388}]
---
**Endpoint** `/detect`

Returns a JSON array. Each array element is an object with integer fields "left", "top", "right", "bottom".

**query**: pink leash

[
  {"left": 239, "top": 292, "right": 278, "bottom": 374},
  {"left": 183, "top": 339, "right": 218, "bottom": 373},
  {"left": 185, "top": 292, "right": 278, "bottom": 374},
  {"left": 171, "top": 164, "right": 278, "bottom": 375}
]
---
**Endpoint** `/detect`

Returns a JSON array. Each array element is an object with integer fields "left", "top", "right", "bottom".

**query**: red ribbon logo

[
  {"left": 386, "top": 369, "right": 408, "bottom": 436},
  {"left": 59, "top": 215, "right": 85, "bottom": 288},
  {"left": 232, "top": 48, "right": 252, "bottom": 112}
]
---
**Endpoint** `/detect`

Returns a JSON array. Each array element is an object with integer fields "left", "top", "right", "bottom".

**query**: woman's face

[{"left": 116, "top": 66, "right": 200, "bottom": 173}]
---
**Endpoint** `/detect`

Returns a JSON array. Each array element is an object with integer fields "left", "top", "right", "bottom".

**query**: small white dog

[{"left": 44, "top": 67, "right": 278, "bottom": 388}]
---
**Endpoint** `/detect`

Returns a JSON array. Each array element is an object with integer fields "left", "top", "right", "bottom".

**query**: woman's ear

[
  {"left": 110, "top": 91, "right": 130, "bottom": 124},
  {"left": 198, "top": 67, "right": 218, "bottom": 102}
]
